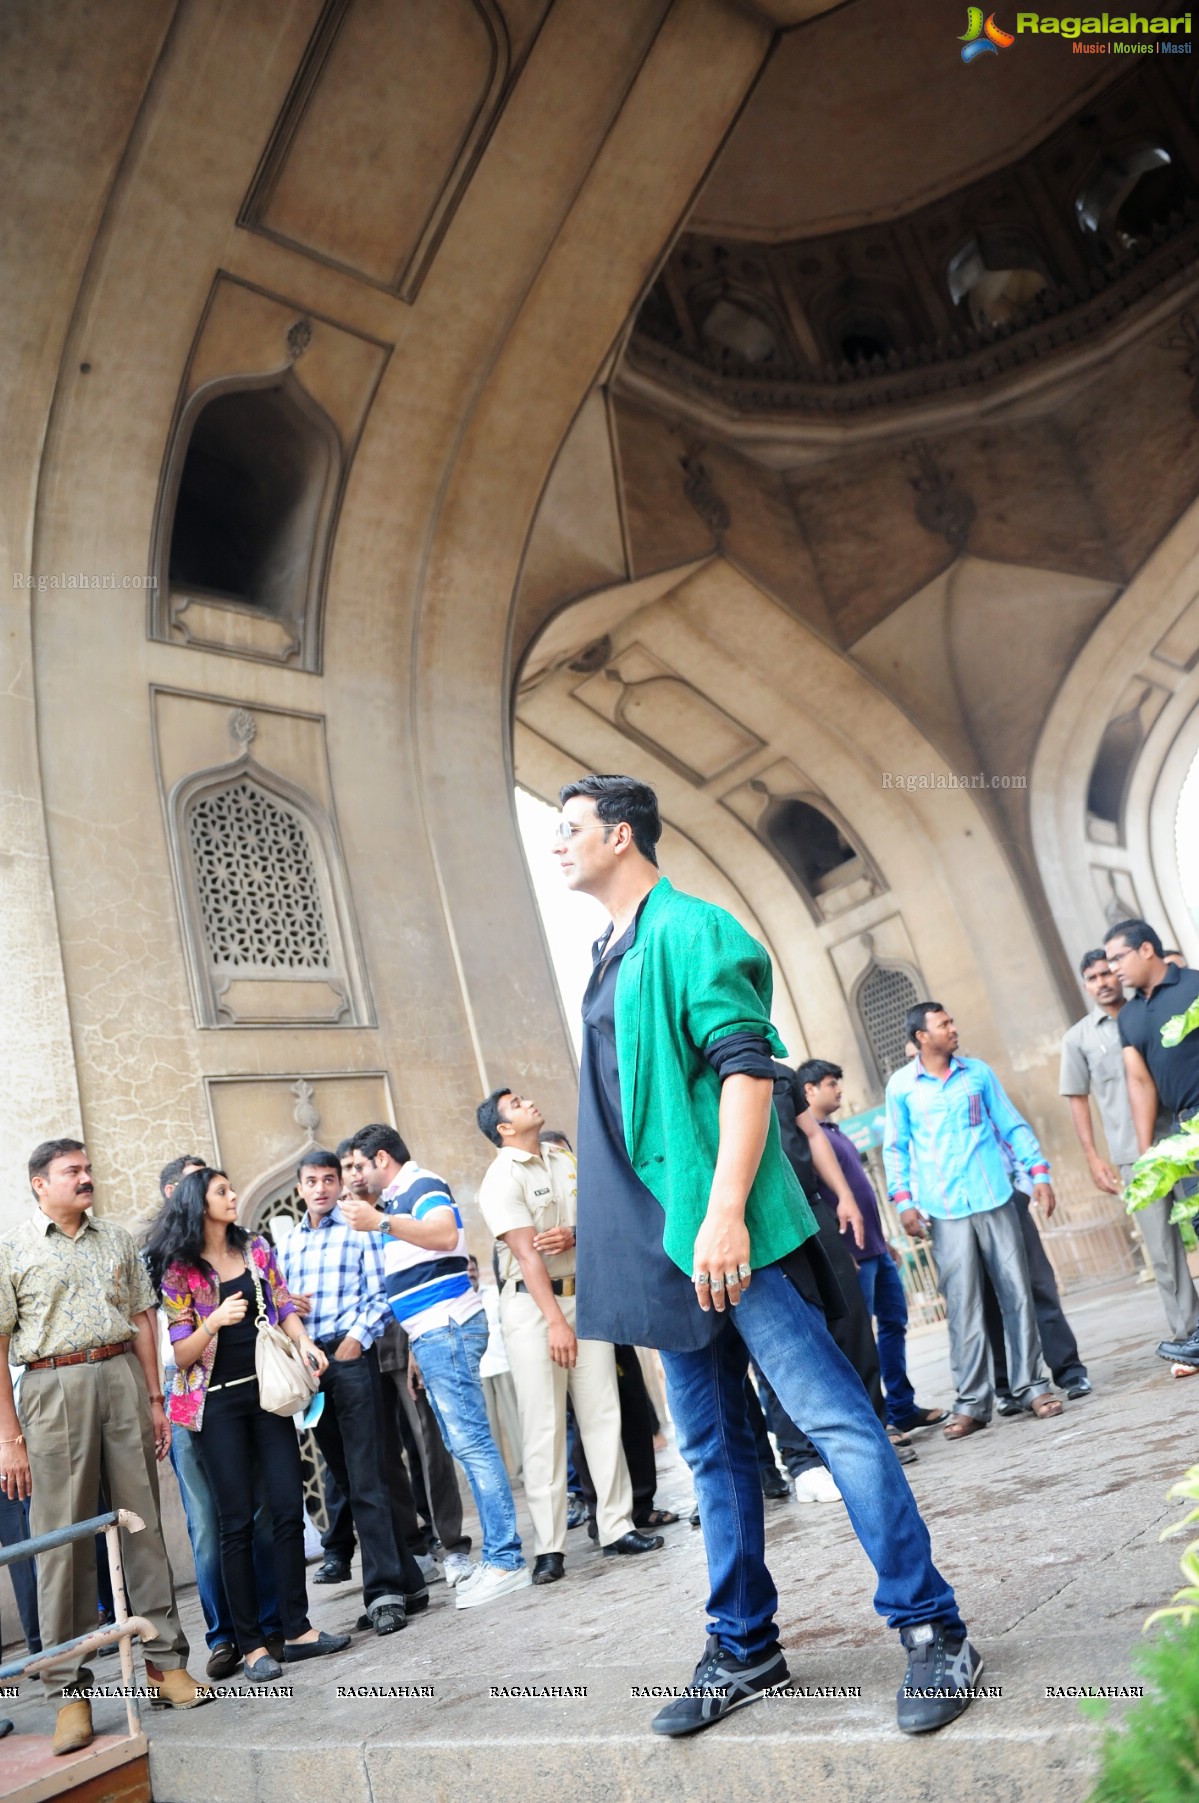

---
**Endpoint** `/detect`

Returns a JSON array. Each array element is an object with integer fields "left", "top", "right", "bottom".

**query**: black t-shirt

[
  {"left": 1118, "top": 964, "right": 1199, "bottom": 1117},
  {"left": 209, "top": 1270, "right": 257, "bottom": 1384},
  {"left": 771, "top": 1063, "right": 818, "bottom": 1200}
]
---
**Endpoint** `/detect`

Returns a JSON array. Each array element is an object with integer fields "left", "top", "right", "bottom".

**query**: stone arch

[
  {"left": 1030, "top": 492, "right": 1199, "bottom": 968},
  {"left": 151, "top": 370, "right": 342, "bottom": 670}
]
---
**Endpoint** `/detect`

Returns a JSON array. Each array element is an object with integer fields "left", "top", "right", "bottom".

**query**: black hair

[
  {"left": 1164, "top": 949, "right": 1185, "bottom": 962},
  {"left": 904, "top": 1001, "right": 945, "bottom": 1046},
  {"left": 28, "top": 1138, "right": 85, "bottom": 1186},
  {"left": 142, "top": 1168, "right": 249, "bottom": 1294},
  {"left": 539, "top": 1128, "right": 573, "bottom": 1151},
  {"left": 476, "top": 1088, "right": 512, "bottom": 1147},
  {"left": 297, "top": 1147, "right": 342, "bottom": 1181},
  {"left": 159, "top": 1154, "right": 205, "bottom": 1198},
  {"left": 558, "top": 774, "right": 661, "bottom": 865},
  {"left": 335, "top": 1137, "right": 355, "bottom": 1160},
  {"left": 350, "top": 1123, "right": 411, "bottom": 1167},
  {"left": 795, "top": 1059, "right": 843, "bottom": 1097},
  {"left": 1105, "top": 918, "right": 1164, "bottom": 959},
  {"left": 1079, "top": 948, "right": 1110, "bottom": 978}
]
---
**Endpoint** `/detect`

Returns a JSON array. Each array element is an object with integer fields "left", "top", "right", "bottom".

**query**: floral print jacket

[{"left": 160, "top": 1235, "right": 294, "bottom": 1431}]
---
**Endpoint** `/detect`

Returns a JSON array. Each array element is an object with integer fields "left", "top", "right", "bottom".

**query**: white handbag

[{"left": 249, "top": 1254, "right": 320, "bottom": 1417}]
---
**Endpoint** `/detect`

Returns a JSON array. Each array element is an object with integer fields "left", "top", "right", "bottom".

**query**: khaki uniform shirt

[
  {"left": 0, "top": 1210, "right": 155, "bottom": 1364},
  {"left": 478, "top": 1146, "right": 577, "bottom": 1287},
  {"left": 1060, "top": 1007, "right": 1139, "bottom": 1168}
]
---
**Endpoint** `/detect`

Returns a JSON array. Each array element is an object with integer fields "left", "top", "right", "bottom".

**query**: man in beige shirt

[
  {"left": 0, "top": 1139, "right": 209, "bottom": 1753},
  {"left": 475, "top": 1091, "right": 663, "bottom": 1584}
]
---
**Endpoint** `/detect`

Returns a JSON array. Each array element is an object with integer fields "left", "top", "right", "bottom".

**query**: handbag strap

[{"left": 247, "top": 1244, "right": 269, "bottom": 1330}]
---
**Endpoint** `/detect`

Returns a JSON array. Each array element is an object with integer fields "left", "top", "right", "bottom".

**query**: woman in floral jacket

[{"left": 147, "top": 1169, "right": 349, "bottom": 1681}]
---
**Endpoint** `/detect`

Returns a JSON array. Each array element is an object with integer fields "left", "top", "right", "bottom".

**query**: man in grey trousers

[
  {"left": 885, "top": 1004, "right": 1062, "bottom": 1440},
  {"left": 1062, "top": 946, "right": 1199, "bottom": 1351}
]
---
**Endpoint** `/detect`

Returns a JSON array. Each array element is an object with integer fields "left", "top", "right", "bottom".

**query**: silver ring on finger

[
  {"left": 694, "top": 1271, "right": 711, "bottom": 1287},
  {"left": 737, "top": 1263, "right": 751, "bottom": 1280},
  {"left": 710, "top": 1276, "right": 725, "bottom": 1292},
  {"left": 724, "top": 1271, "right": 740, "bottom": 1290}
]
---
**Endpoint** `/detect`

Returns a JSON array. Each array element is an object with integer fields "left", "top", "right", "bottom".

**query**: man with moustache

[{"left": 0, "top": 1140, "right": 209, "bottom": 1755}]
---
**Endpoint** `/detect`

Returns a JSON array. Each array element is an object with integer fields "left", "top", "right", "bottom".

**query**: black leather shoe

[
  {"left": 281, "top": 1630, "right": 352, "bottom": 1662},
  {"left": 602, "top": 1528, "right": 664, "bottom": 1557},
  {"left": 760, "top": 1466, "right": 790, "bottom": 1499},
  {"left": 205, "top": 1643, "right": 241, "bottom": 1681},
  {"left": 0, "top": 1720, "right": 13, "bottom": 1740},
  {"left": 1064, "top": 1376, "right": 1092, "bottom": 1399},
  {"left": 995, "top": 1396, "right": 1022, "bottom": 1417},
  {"left": 369, "top": 1604, "right": 406, "bottom": 1635},
  {"left": 405, "top": 1588, "right": 430, "bottom": 1616},
  {"left": 532, "top": 1552, "right": 565, "bottom": 1585},
  {"left": 313, "top": 1557, "right": 352, "bottom": 1584},
  {"left": 1157, "top": 1332, "right": 1199, "bottom": 1364}
]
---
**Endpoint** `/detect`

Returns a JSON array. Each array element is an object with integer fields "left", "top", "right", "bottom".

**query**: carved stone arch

[
  {"left": 753, "top": 785, "right": 885, "bottom": 924},
  {"left": 851, "top": 959, "right": 921, "bottom": 1092},
  {"left": 167, "top": 750, "right": 373, "bottom": 1028},
  {"left": 150, "top": 368, "right": 343, "bottom": 671}
]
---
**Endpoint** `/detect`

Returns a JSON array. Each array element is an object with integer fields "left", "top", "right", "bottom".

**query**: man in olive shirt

[
  {"left": 475, "top": 1089, "right": 661, "bottom": 1583},
  {"left": 0, "top": 1140, "right": 208, "bottom": 1753}
]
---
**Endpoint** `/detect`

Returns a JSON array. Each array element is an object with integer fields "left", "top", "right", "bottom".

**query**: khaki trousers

[
  {"left": 1121, "top": 1165, "right": 1199, "bottom": 1341},
  {"left": 20, "top": 1352, "right": 188, "bottom": 1696},
  {"left": 500, "top": 1289, "right": 632, "bottom": 1556}
]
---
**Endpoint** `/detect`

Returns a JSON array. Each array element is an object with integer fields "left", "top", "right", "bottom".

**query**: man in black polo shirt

[{"left": 1107, "top": 918, "right": 1199, "bottom": 1365}]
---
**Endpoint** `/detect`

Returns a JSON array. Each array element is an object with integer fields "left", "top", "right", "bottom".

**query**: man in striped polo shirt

[{"left": 342, "top": 1124, "right": 530, "bottom": 1610}]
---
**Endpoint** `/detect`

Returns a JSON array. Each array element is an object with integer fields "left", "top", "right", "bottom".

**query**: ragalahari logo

[{"left": 960, "top": 7, "right": 1016, "bottom": 58}]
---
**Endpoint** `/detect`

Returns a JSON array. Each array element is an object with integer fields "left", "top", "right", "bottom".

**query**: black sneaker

[
  {"left": 896, "top": 1623, "right": 983, "bottom": 1733},
  {"left": 1156, "top": 1331, "right": 1199, "bottom": 1364},
  {"left": 760, "top": 1466, "right": 791, "bottom": 1500},
  {"left": 651, "top": 1636, "right": 790, "bottom": 1737}
]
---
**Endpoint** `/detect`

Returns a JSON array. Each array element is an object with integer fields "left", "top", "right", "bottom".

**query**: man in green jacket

[{"left": 554, "top": 773, "right": 978, "bottom": 1738}]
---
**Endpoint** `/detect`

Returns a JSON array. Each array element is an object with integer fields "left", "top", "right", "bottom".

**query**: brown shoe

[
  {"left": 205, "top": 1642, "right": 241, "bottom": 1681},
  {"left": 52, "top": 1699, "right": 94, "bottom": 1755},
  {"left": 942, "top": 1412, "right": 988, "bottom": 1440},
  {"left": 144, "top": 1664, "right": 213, "bottom": 1709}
]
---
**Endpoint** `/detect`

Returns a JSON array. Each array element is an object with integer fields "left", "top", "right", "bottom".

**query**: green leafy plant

[
  {"left": 1087, "top": 1469, "right": 1199, "bottom": 1801},
  {"left": 1123, "top": 1104, "right": 1199, "bottom": 1255}
]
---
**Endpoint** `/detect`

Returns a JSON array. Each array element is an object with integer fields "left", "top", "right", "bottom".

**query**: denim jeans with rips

[{"left": 411, "top": 1312, "right": 524, "bottom": 1571}]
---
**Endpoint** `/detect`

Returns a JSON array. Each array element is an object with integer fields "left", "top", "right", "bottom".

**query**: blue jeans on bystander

[
  {"left": 412, "top": 1313, "right": 523, "bottom": 1572},
  {"left": 661, "top": 1264, "right": 963, "bottom": 1661},
  {"left": 855, "top": 1253, "right": 919, "bottom": 1428}
]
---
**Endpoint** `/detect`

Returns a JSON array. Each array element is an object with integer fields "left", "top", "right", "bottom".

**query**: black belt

[{"left": 514, "top": 1277, "right": 575, "bottom": 1297}]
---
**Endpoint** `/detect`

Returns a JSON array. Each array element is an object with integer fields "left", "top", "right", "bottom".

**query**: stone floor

[{"left": 3, "top": 1278, "right": 1195, "bottom": 1802}]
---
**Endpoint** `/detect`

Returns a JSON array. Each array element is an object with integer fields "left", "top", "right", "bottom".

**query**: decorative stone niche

[
  {"left": 723, "top": 758, "right": 883, "bottom": 922},
  {"left": 153, "top": 689, "right": 373, "bottom": 1028},
  {"left": 148, "top": 273, "right": 390, "bottom": 670}
]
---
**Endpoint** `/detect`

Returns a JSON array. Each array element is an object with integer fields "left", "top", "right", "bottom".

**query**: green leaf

[{"left": 1161, "top": 1000, "right": 1199, "bottom": 1046}]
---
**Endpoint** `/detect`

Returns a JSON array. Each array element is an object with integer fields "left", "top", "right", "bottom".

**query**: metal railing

[{"left": 0, "top": 1508, "right": 156, "bottom": 1740}]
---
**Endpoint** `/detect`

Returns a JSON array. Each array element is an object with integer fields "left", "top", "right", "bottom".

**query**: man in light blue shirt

[{"left": 884, "top": 1003, "right": 1060, "bottom": 1439}]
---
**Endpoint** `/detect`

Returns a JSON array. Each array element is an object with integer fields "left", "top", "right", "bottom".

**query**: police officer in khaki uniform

[{"left": 475, "top": 1091, "right": 663, "bottom": 1584}]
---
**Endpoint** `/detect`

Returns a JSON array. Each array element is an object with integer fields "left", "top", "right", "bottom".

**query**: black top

[
  {"left": 574, "top": 904, "right": 843, "bottom": 1352},
  {"left": 771, "top": 1062, "right": 818, "bottom": 1199},
  {"left": 209, "top": 1269, "right": 257, "bottom": 1385},
  {"left": 1117, "top": 963, "right": 1199, "bottom": 1117}
]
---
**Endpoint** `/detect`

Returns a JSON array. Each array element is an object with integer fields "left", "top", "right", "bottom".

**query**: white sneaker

[
  {"left": 415, "top": 1553, "right": 444, "bottom": 1584},
  {"left": 794, "top": 1466, "right": 842, "bottom": 1504},
  {"left": 443, "top": 1552, "right": 476, "bottom": 1588},
  {"left": 453, "top": 1564, "right": 532, "bottom": 1610}
]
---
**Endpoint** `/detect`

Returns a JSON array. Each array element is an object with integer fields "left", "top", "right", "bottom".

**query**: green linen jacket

[{"left": 612, "top": 876, "right": 818, "bottom": 1276}]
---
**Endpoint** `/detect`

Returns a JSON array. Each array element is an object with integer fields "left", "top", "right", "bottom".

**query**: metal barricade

[{"left": 0, "top": 1508, "right": 156, "bottom": 1740}]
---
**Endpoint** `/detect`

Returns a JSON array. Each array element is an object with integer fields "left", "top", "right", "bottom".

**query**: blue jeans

[
  {"left": 413, "top": 1314, "right": 523, "bottom": 1570},
  {"left": 855, "top": 1254, "right": 918, "bottom": 1427},
  {"left": 660, "top": 1265, "right": 963, "bottom": 1660},
  {"left": 0, "top": 1490, "right": 41, "bottom": 1653},
  {"left": 169, "top": 1417, "right": 281, "bottom": 1649}
]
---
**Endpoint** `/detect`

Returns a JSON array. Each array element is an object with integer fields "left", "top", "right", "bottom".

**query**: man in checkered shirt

[{"left": 278, "top": 1148, "right": 428, "bottom": 1633}]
